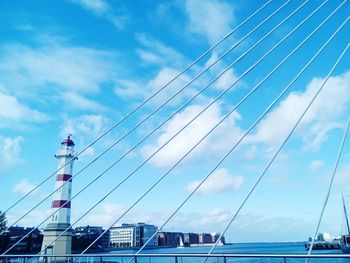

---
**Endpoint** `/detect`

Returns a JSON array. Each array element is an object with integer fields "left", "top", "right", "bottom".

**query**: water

[
  {"left": 98, "top": 242, "right": 350, "bottom": 263},
  {"left": 4, "top": 243, "right": 348, "bottom": 263}
]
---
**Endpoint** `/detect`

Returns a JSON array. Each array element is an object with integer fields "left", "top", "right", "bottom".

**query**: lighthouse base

[{"left": 40, "top": 223, "right": 72, "bottom": 262}]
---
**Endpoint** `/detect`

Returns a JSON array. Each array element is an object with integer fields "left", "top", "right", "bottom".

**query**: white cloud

[
  {"left": 62, "top": 92, "right": 107, "bottom": 112},
  {"left": 12, "top": 178, "right": 37, "bottom": 196},
  {"left": 0, "top": 136, "right": 24, "bottom": 170},
  {"left": 0, "top": 92, "right": 48, "bottom": 127},
  {"left": 83, "top": 202, "right": 124, "bottom": 227},
  {"left": 309, "top": 160, "right": 324, "bottom": 173},
  {"left": 71, "top": 0, "right": 109, "bottom": 14},
  {"left": 61, "top": 114, "right": 109, "bottom": 138},
  {"left": 135, "top": 35, "right": 188, "bottom": 68},
  {"left": 115, "top": 67, "right": 195, "bottom": 107},
  {"left": 204, "top": 53, "right": 239, "bottom": 91},
  {"left": 70, "top": 0, "right": 128, "bottom": 29},
  {"left": 185, "top": 0, "right": 235, "bottom": 44},
  {"left": 196, "top": 208, "right": 231, "bottom": 227},
  {"left": 136, "top": 49, "right": 163, "bottom": 65},
  {"left": 0, "top": 43, "right": 117, "bottom": 96},
  {"left": 141, "top": 103, "right": 243, "bottom": 169},
  {"left": 250, "top": 71, "right": 350, "bottom": 150},
  {"left": 186, "top": 168, "right": 244, "bottom": 195},
  {"left": 243, "top": 145, "right": 257, "bottom": 160}
]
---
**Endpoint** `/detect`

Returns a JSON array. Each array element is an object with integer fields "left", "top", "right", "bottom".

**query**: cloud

[
  {"left": 61, "top": 92, "right": 107, "bottom": 112},
  {"left": 185, "top": 0, "right": 235, "bottom": 44},
  {"left": 0, "top": 91, "right": 48, "bottom": 127},
  {"left": 12, "top": 178, "right": 38, "bottom": 196},
  {"left": 0, "top": 42, "right": 117, "bottom": 96},
  {"left": 61, "top": 114, "right": 109, "bottom": 138},
  {"left": 70, "top": 0, "right": 129, "bottom": 29},
  {"left": 186, "top": 168, "right": 244, "bottom": 195},
  {"left": 141, "top": 103, "right": 243, "bottom": 169},
  {"left": 204, "top": 53, "right": 239, "bottom": 91},
  {"left": 115, "top": 67, "right": 195, "bottom": 107},
  {"left": 250, "top": 71, "right": 350, "bottom": 150},
  {"left": 7, "top": 209, "right": 50, "bottom": 228},
  {"left": 83, "top": 202, "right": 124, "bottom": 227},
  {"left": 0, "top": 136, "right": 24, "bottom": 170},
  {"left": 135, "top": 35, "right": 188, "bottom": 68},
  {"left": 201, "top": 208, "right": 232, "bottom": 226},
  {"left": 309, "top": 160, "right": 324, "bottom": 173}
]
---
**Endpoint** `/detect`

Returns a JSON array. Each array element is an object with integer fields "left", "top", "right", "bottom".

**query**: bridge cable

[
  {"left": 2, "top": 0, "right": 306, "bottom": 237},
  {"left": 3, "top": 0, "right": 342, "bottom": 255},
  {"left": 205, "top": 41, "right": 350, "bottom": 260},
  {"left": 74, "top": 2, "right": 348, "bottom": 257},
  {"left": 306, "top": 119, "right": 350, "bottom": 261},
  {"left": 134, "top": 14, "right": 350, "bottom": 258},
  {"left": 0, "top": 0, "right": 275, "bottom": 217}
]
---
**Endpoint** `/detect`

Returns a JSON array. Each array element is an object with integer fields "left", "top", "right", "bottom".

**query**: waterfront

[
  {"left": 100, "top": 242, "right": 349, "bottom": 263},
  {"left": 2, "top": 242, "right": 350, "bottom": 262}
]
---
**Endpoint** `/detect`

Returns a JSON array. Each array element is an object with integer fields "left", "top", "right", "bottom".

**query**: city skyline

[{"left": 1, "top": 0, "right": 350, "bottom": 243}]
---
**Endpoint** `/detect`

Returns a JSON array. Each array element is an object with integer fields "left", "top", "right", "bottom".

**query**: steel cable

[
  {"left": 0, "top": 0, "right": 275, "bottom": 217},
  {"left": 306, "top": 119, "right": 350, "bottom": 261},
  {"left": 134, "top": 14, "right": 349, "bottom": 258},
  {"left": 205, "top": 41, "right": 350, "bottom": 261},
  {"left": 2, "top": 0, "right": 305, "bottom": 237},
  {"left": 74, "top": 1, "right": 348, "bottom": 257},
  {"left": 5, "top": 0, "right": 342, "bottom": 256}
]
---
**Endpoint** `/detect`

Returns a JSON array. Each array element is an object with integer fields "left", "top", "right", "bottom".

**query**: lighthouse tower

[{"left": 41, "top": 135, "right": 77, "bottom": 258}]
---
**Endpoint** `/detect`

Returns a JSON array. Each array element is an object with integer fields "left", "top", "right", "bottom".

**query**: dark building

[
  {"left": 211, "top": 233, "right": 225, "bottom": 244},
  {"left": 72, "top": 225, "right": 109, "bottom": 251},
  {"left": 4, "top": 226, "right": 43, "bottom": 253},
  {"left": 211, "top": 233, "right": 220, "bottom": 243},
  {"left": 183, "top": 233, "right": 199, "bottom": 246},
  {"left": 158, "top": 232, "right": 183, "bottom": 247},
  {"left": 199, "top": 233, "right": 212, "bottom": 244}
]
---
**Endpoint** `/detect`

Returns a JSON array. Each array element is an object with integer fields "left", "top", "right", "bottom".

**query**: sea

[{"left": 96, "top": 242, "right": 350, "bottom": 263}]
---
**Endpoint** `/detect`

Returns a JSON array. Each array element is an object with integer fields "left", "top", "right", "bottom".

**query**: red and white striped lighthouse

[
  {"left": 51, "top": 135, "right": 76, "bottom": 224},
  {"left": 41, "top": 135, "right": 77, "bottom": 258}
]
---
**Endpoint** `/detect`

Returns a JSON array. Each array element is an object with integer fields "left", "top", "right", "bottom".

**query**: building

[
  {"left": 110, "top": 223, "right": 157, "bottom": 248},
  {"left": 4, "top": 227, "right": 43, "bottom": 253},
  {"left": 210, "top": 233, "right": 225, "bottom": 244},
  {"left": 72, "top": 226, "right": 109, "bottom": 251},
  {"left": 183, "top": 233, "right": 199, "bottom": 246},
  {"left": 41, "top": 136, "right": 78, "bottom": 260},
  {"left": 211, "top": 233, "right": 220, "bottom": 243},
  {"left": 199, "top": 233, "right": 212, "bottom": 244},
  {"left": 141, "top": 223, "right": 158, "bottom": 247},
  {"left": 158, "top": 232, "right": 183, "bottom": 247},
  {"left": 110, "top": 224, "right": 139, "bottom": 247}
]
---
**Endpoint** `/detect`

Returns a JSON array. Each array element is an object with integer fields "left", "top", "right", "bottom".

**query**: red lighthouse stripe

[
  {"left": 56, "top": 174, "right": 72, "bottom": 181},
  {"left": 51, "top": 200, "right": 71, "bottom": 208}
]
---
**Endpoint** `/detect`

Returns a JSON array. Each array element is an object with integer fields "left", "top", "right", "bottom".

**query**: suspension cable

[
  {"left": 134, "top": 14, "right": 350, "bottom": 257},
  {"left": 306, "top": 120, "right": 350, "bottom": 261},
  {"left": 74, "top": 3, "right": 348, "bottom": 257},
  {"left": 4, "top": 0, "right": 343, "bottom": 255},
  {"left": 1, "top": 0, "right": 275, "bottom": 217},
  {"left": 206, "top": 41, "right": 350, "bottom": 260},
  {"left": 2, "top": 0, "right": 308, "bottom": 237}
]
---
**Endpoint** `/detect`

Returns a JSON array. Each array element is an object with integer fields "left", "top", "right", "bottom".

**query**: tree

[{"left": 0, "top": 211, "right": 9, "bottom": 253}]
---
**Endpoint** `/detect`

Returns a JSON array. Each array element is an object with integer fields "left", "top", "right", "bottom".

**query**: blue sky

[{"left": 0, "top": 0, "right": 349, "bottom": 243}]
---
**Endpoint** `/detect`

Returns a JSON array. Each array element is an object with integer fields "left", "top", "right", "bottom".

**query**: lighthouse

[{"left": 41, "top": 135, "right": 77, "bottom": 259}]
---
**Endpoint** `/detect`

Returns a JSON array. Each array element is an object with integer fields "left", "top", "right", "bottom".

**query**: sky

[{"left": 0, "top": 0, "right": 350, "bottom": 243}]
